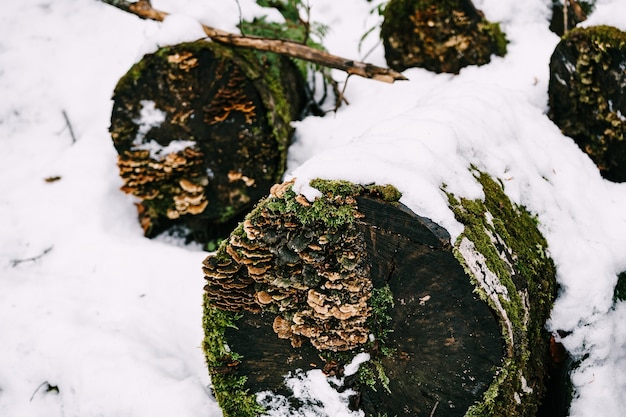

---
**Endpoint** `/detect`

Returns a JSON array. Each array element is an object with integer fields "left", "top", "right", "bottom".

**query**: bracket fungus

[
  {"left": 380, "top": 0, "right": 507, "bottom": 74},
  {"left": 202, "top": 174, "right": 559, "bottom": 417},
  {"left": 110, "top": 41, "right": 306, "bottom": 243}
]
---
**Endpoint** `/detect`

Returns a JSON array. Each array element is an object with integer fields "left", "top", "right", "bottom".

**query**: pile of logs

[{"left": 103, "top": 0, "right": 626, "bottom": 415}]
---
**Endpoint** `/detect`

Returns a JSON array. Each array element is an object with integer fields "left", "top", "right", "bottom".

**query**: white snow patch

[
  {"left": 133, "top": 100, "right": 167, "bottom": 144},
  {"left": 131, "top": 100, "right": 196, "bottom": 160},
  {"left": 258, "top": 369, "right": 363, "bottom": 417},
  {"left": 343, "top": 352, "right": 371, "bottom": 377}
]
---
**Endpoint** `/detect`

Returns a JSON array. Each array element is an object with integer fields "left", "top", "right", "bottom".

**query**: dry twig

[
  {"left": 62, "top": 110, "right": 77, "bottom": 144},
  {"left": 101, "top": 0, "right": 407, "bottom": 83},
  {"left": 10, "top": 246, "right": 54, "bottom": 267}
]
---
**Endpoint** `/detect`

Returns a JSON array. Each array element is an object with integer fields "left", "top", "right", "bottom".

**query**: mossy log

[
  {"left": 380, "top": 0, "right": 507, "bottom": 74},
  {"left": 201, "top": 173, "right": 559, "bottom": 417},
  {"left": 110, "top": 41, "right": 306, "bottom": 244},
  {"left": 548, "top": 25, "right": 626, "bottom": 182}
]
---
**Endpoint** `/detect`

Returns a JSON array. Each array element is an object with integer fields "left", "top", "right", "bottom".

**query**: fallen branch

[
  {"left": 62, "top": 110, "right": 77, "bottom": 144},
  {"left": 101, "top": 0, "right": 407, "bottom": 83}
]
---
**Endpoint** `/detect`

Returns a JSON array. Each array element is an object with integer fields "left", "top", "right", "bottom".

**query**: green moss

[
  {"left": 241, "top": 0, "right": 329, "bottom": 79},
  {"left": 365, "top": 184, "right": 403, "bottom": 202},
  {"left": 447, "top": 170, "right": 557, "bottom": 417},
  {"left": 479, "top": 21, "right": 508, "bottom": 57},
  {"left": 202, "top": 296, "right": 265, "bottom": 417},
  {"left": 258, "top": 179, "right": 402, "bottom": 229}
]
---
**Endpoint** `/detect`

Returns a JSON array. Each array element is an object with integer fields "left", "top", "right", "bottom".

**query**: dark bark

[{"left": 110, "top": 41, "right": 306, "bottom": 244}]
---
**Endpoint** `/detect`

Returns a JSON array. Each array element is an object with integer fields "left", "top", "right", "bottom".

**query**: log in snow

[
  {"left": 110, "top": 41, "right": 306, "bottom": 244},
  {"left": 202, "top": 172, "right": 559, "bottom": 417}
]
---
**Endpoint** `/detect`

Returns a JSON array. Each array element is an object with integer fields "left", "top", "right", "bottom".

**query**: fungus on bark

[
  {"left": 380, "top": 0, "right": 507, "bottom": 74},
  {"left": 202, "top": 173, "right": 559, "bottom": 417},
  {"left": 110, "top": 41, "right": 306, "bottom": 244},
  {"left": 548, "top": 25, "right": 626, "bottom": 182}
]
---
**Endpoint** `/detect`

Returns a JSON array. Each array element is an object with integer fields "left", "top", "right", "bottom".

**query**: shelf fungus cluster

[
  {"left": 203, "top": 180, "right": 373, "bottom": 352},
  {"left": 110, "top": 41, "right": 305, "bottom": 243},
  {"left": 118, "top": 147, "right": 209, "bottom": 230}
]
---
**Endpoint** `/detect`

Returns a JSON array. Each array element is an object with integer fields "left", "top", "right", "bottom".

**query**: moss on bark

[{"left": 448, "top": 171, "right": 557, "bottom": 417}]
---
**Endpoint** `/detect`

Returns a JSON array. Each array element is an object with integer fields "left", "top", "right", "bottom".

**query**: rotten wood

[{"left": 101, "top": 0, "right": 407, "bottom": 83}]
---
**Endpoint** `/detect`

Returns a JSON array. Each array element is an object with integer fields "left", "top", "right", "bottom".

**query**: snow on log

[
  {"left": 109, "top": 41, "right": 306, "bottom": 244},
  {"left": 548, "top": 25, "right": 626, "bottom": 182},
  {"left": 380, "top": 0, "right": 507, "bottom": 74},
  {"left": 201, "top": 172, "right": 558, "bottom": 417}
]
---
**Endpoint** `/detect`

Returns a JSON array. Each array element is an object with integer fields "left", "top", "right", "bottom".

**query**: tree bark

[
  {"left": 110, "top": 41, "right": 306, "bottom": 244},
  {"left": 202, "top": 174, "right": 559, "bottom": 416}
]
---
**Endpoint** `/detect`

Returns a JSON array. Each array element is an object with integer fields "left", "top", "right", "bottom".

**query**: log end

[
  {"left": 202, "top": 174, "right": 558, "bottom": 416},
  {"left": 109, "top": 41, "right": 307, "bottom": 244}
]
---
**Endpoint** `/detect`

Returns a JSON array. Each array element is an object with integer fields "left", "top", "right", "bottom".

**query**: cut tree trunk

[
  {"left": 548, "top": 25, "right": 626, "bottom": 183},
  {"left": 380, "top": 0, "right": 507, "bottom": 74},
  {"left": 202, "top": 173, "right": 559, "bottom": 417},
  {"left": 110, "top": 41, "right": 306, "bottom": 244}
]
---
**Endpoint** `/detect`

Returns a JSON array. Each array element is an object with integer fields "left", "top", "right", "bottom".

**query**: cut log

[
  {"left": 201, "top": 173, "right": 558, "bottom": 416},
  {"left": 380, "top": 0, "right": 507, "bottom": 74},
  {"left": 110, "top": 41, "right": 306, "bottom": 244},
  {"left": 548, "top": 25, "right": 626, "bottom": 182}
]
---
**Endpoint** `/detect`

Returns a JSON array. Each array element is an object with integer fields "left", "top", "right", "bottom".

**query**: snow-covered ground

[{"left": 1, "top": 0, "right": 625, "bottom": 416}]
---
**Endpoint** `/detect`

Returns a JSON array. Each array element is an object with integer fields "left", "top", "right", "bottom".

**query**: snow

[
  {"left": 258, "top": 369, "right": 362, "bottom": 417},
  {"left": 0, "top": 0, "right": 625, "bottom": 416}
]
